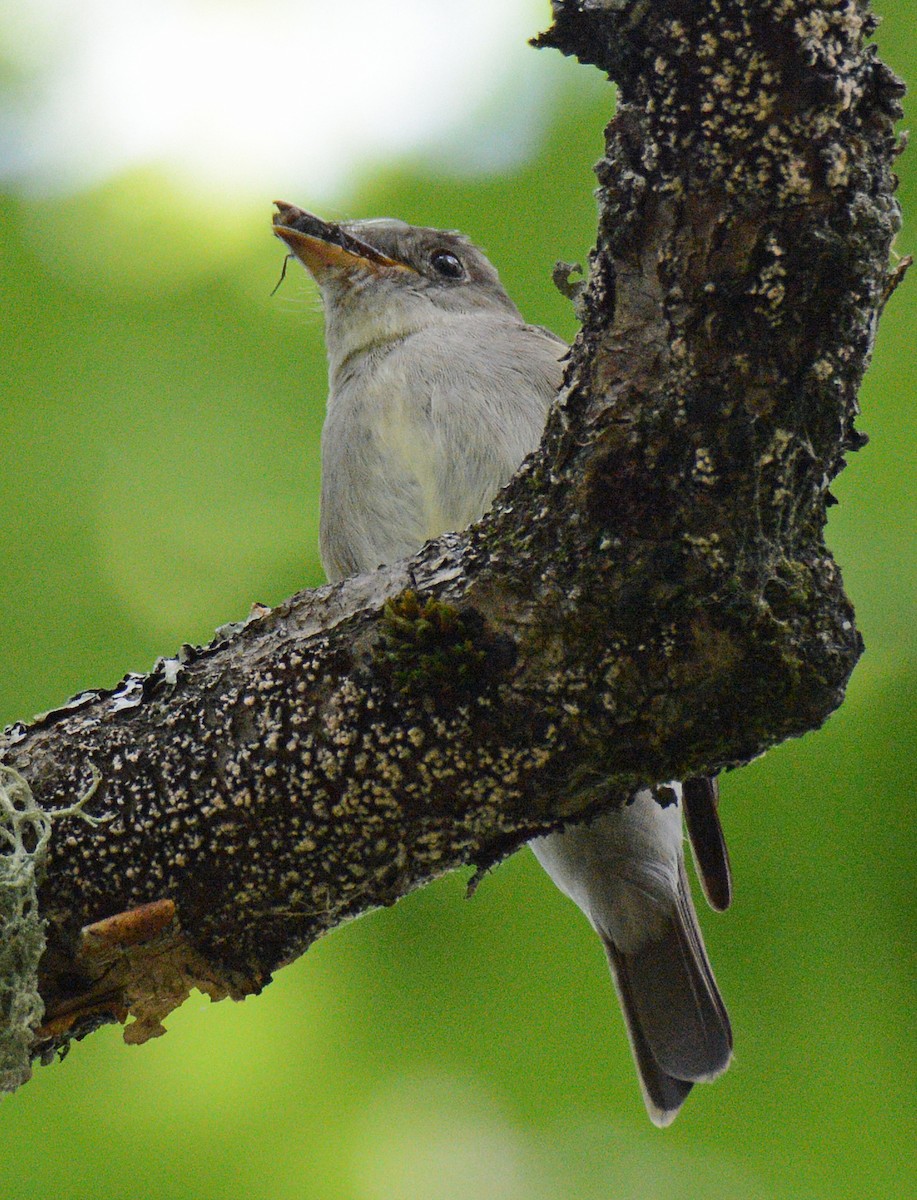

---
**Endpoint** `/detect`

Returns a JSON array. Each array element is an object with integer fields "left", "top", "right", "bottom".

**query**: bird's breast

[{"left": 371, "top": 385, "right": 447, "bottom": 540}]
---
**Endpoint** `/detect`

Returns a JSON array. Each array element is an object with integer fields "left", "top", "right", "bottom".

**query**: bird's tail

[{"left": 600, "top": 858, "right": 732, "bottom": 1126}]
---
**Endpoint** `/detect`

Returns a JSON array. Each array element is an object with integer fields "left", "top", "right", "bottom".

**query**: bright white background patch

[{"left": 0, "top": 0, "right": 567, "bottom": 198}]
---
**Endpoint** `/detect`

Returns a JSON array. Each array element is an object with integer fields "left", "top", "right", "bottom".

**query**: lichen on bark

[{"left": 0, "top": 0, "right": 906, "bottom": 1079}]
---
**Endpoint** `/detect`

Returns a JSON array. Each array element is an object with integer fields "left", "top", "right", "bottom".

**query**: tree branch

[{"left": 0, "top": 0, "right": 905, "bottom": 1076}]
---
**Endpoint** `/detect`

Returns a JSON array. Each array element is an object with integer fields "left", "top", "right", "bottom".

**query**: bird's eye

[{"left": 430, "top": 250, "right": 464, "bottom": 279}]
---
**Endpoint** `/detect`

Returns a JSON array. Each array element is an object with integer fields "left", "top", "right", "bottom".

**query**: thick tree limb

[{"left": 0, "top": 0, "right": 905, "bottom": 1072}]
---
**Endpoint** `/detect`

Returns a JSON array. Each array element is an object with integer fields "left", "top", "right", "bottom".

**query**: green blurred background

[{"left": 0, "top": 1, "right": 914, "bottom": 1197}]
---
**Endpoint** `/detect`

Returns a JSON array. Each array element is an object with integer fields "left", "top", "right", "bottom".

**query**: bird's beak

[{"left": 272, "top": 201, "right": 413, "bottom": 279}]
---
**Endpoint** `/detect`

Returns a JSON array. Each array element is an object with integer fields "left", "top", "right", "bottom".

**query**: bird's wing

[{"left": 682, "top": 776, "right": 732, "bottom": 911}]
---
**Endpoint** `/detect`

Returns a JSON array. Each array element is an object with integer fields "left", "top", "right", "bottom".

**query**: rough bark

[{"left": 0, "top": 0, "right": 905, "bottom": 1068}]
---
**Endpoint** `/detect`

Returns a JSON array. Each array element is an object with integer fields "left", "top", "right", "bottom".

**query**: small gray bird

[{"left": 273, "top": 203, "right": 733, "bottom": 1126}]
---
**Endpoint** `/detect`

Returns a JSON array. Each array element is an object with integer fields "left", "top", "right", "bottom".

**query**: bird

[{"left": 272, "top": 202, "right": 733, "bottom": 1125}]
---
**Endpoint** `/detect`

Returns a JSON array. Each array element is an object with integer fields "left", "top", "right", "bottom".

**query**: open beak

[{"left": 272, "top": 201, "right": 412, "bottom": 279}]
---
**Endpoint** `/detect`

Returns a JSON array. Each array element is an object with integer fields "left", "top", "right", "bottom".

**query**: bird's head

[{"left": 272, "top": 202, "right": 521, "bottom": 369}]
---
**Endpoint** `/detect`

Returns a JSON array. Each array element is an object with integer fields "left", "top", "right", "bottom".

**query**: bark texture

[{"left": 0, "top": 0, "right": 905, "bottom": 1067}]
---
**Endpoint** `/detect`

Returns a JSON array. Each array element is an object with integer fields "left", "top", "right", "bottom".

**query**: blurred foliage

[{"left": 1, "top": 4, "right": 915, "bottom": 1199}]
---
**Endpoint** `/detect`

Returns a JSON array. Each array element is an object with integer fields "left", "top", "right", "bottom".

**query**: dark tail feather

[
  {"left": 602, "top": 862, "right": 732, "bottom": 1126},
  {"left": 683, "top": 776, "right": 732, "bottom": 912},
  {"left": 605, "top": 940, "right": 695, "bottom": 1126}
]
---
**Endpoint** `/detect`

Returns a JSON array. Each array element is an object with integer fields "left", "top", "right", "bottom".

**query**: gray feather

[
  {"left": 683, "top": 776, "right": 732, "bottom": 912},
  {"left": 320, "top": 316, "right": 564, "bottom": 581}
]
